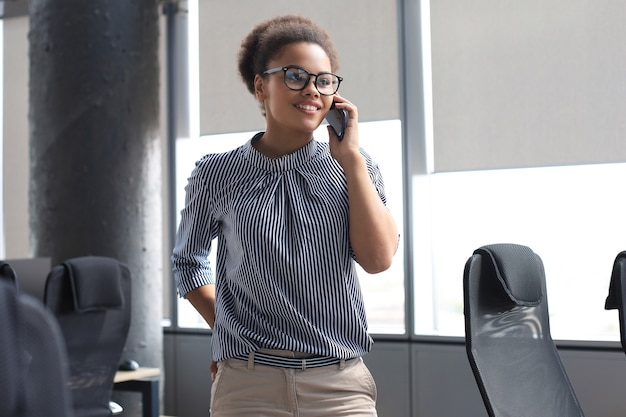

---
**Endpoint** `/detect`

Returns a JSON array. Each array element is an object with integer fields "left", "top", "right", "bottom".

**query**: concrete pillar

[{"left": 28, "top": 0, "right": 162, "bottom": 411}]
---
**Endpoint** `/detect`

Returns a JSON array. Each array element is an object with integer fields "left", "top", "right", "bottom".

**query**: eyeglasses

[{"left": 263, "top": 65, "right": 343, "bottom": 96}]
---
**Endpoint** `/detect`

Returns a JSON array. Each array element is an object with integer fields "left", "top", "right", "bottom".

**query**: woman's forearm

[{"left": 185, "top": 284, "right": 216, "bottom": 328}]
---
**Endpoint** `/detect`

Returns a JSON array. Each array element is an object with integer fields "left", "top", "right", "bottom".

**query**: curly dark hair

[{"left": 237, "top": 15, "right": 339, "bottom": 96}]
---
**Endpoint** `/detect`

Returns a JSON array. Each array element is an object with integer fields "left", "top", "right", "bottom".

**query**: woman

[{"left": 172, "top": 14, "right": 398, "bottom": 417}]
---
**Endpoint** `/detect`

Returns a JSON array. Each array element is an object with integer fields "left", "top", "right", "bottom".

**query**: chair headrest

[
  {"left": 63, "top": 256, "right": 125, "bottom": 312},
  {"left": 605, "top": 251, "right": 626, "bottom": 311},
  {"left": 0, "top": 262, "right": 17, "bottom": 286},
  {"left": 475, "top": 244, "right": 544, "bottom": 306}
]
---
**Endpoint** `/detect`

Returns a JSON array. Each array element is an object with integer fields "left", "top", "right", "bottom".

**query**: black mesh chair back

[
  {"left": 463, "top": 243, "right": 584, "bottom": 417},
  {"left": 0, "top": 279, "right": 74, "bottom": 417},
  {"left": 605, "top": 251, "right": 626, "bottom": 355},
  {"left": 44, "top": 256, "right": 131, "bottom": 417}
]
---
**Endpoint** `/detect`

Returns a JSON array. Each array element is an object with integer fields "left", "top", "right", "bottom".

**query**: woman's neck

[{"left": 253, "top": 131, "right": 312, "bottom": 158}]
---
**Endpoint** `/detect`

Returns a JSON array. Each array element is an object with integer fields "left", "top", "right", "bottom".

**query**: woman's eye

[
  {"left": 286, "top": 70, "right": 306, "bottom": 82},
  {"left": 317, "top": 77, "right": 332, "bottom": 86}
]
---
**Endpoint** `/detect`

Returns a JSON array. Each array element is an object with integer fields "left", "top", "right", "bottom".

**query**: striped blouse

[{"left": 172, "top": 133, "right": 388, "bottom": 361}]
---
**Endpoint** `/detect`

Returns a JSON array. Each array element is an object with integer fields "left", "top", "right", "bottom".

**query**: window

[{"left": 413, "top": 0, "right": 626, "bottom": 342}]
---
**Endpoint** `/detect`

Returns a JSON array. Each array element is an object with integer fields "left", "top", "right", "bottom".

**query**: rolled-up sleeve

[{"left": 171, "top": 158, "right": 218, "bottom": 297}]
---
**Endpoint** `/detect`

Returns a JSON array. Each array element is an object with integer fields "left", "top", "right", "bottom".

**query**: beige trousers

[{"left": 210, "top": 351, "right": 378, "bottom": 417}]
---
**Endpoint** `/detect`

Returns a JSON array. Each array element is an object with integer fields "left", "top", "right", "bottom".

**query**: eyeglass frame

[{"left": 262, "top": 65, "right": 343, "bottom": 96}]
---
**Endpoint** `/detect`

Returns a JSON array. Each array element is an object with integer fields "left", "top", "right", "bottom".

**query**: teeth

[{"left": 296, "top": 105, "right": 318, "bottom": 111}]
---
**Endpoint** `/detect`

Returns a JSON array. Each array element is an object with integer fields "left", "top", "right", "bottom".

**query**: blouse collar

[{"left": 243, "top": 132, "right": 327, "bottom": 172}]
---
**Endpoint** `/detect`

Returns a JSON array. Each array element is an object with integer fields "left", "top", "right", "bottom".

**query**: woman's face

[{"left": 256, "top": 42, "right": 335, "bottom": 137}]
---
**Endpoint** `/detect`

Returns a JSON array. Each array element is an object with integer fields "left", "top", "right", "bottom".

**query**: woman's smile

[{"left": 294, "top": 101, "right": 322, "bottom": 113}]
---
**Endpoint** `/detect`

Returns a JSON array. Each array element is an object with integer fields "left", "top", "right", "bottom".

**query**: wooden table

[{"left": 114, "top": 367, "right": 160, "bottom": 417}]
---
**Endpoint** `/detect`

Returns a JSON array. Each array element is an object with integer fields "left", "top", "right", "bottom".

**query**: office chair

[
  {"left": 0, "top": 279, "right": 74, "bottom": 417},
  {"left": 605, "top": 251, "right": 626, "bottom": 355},
  {"left": 463, "top": 243, "right": 585, "bottom": 417},
  {"left": 44, "top": 256, "right": 132, "bottom": 417}
]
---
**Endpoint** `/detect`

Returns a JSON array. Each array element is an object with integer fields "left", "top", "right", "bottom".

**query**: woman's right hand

[{"left": 211, "top": 359, "right": 218, "bottom": 381}]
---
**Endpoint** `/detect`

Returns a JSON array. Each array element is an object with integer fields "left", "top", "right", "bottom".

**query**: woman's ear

[{"left": 253, "top": 75, "right": 266, "bottom": 101}]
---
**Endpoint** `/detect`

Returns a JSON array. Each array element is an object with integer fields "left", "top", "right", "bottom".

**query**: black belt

[{"left": 233, "top": 351, "right": 348, "bottom": 370}]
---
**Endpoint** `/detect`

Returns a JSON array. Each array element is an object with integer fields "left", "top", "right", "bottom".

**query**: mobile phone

[{"left": 325, "top": 101, "right": 346, "bottom": 140}]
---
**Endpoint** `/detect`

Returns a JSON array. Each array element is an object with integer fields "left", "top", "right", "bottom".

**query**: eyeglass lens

[{"left": 284, "top": 67, "right": 340, "bottom": 95}]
